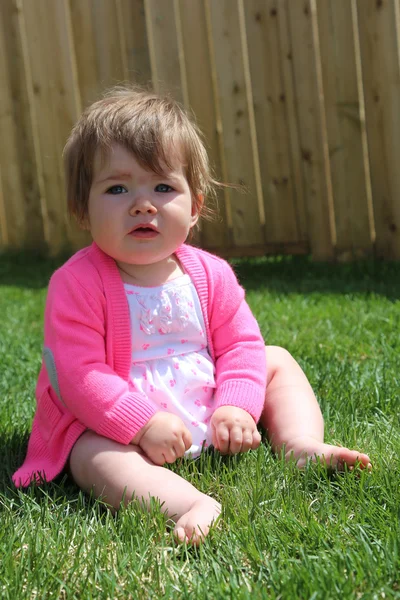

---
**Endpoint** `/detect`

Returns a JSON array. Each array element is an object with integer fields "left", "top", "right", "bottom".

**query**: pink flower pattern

[{"left": 125, "top": 278, "right": 214, "bottom": 457}]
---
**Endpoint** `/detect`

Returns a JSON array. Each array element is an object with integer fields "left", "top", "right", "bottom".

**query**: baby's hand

[
  {"left": 131, "top": 412, "right": 192, "bottom": 466},
  {"left": 210, "top": 406, "right": 261, "bottom": 455}
]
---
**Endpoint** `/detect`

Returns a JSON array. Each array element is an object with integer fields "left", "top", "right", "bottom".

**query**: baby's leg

[
  {"left": 69, "top": 431, "right": 221, "bottom": 544},
  {"left": 263, "top": 346, "right": 371, "bottom": 469}
]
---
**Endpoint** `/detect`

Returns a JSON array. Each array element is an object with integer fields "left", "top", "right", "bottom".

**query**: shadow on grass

[
  {"left": 0, "top": 429, "right": 82, "bottom": 508},
  {"left": 0, "top": 430, "right": 245, "bottom": 512},
  {"left": 0, "top": 430, "right": 29, "bottom": 493},
  {"left": 1, "top": 250, "right": 400, "bottom": 299},
  {"left": 0, "top": 250, "right": 71, "bottom": 289},
  {"left": 232, "top": 255, "right": 400, "bottom": 301}
]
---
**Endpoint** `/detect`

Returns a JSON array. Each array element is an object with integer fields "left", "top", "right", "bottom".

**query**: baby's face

[{"left": 87, "top": 143, "right": 200, "bottom": 277}]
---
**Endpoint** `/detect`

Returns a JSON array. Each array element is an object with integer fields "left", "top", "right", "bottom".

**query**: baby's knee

[
  {"left": 265, "top": 345, "right": 292, "bottom": 366},
  {"left": 265, "top": 345, "right": 296, "bottom": 386},
  {"left": 68, "top": 431, "right": 129, "bottom": 490}
]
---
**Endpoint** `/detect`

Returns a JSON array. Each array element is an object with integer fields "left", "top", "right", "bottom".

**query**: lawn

[{"left": 0, "top": 252, "right": 399, "bottom": 599}]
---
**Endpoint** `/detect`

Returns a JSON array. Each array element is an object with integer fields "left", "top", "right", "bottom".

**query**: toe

[
  {"left": 335, "top": 448, "right": 372, "bottom": 470},
  {"left": 174, "top": 526, "right": 188, "bottom": 543}
]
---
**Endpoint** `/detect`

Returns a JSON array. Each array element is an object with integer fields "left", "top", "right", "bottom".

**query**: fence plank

[
  {"left": 69, "top": 1, "right": 102, "bottom": 107},
  {"left": 144, "top": 0, "right": 185, "bottom": 102},
  {"left": 22, "top": 0, "right": 88, "bottom": 253},
  {"left": 206, "top": 0, "right": 265, "bottom": 247},
  {"left": 91, "top": 0, "right": 127, "bottom": 89},
  {"left": 277, "top": 2, "right": 308, "bottom": 242},
  {"left": 317, "top": 0, "right": 374, "bottom": 259},
  {"left": 244, "top": 0, "right": 301, "bottom": 245},
  {"left": 357, "top": 0, "right": 400, "bottom": 259},
  {"left": 0, "top": 165, "right": 5, "bottom": 248},
  {"left": 286, "top": 0, "right": 335, "bottom": 259},
  {"left": 117, "top": 0, "right": 152, "bottom": 85},
  {"left": 22, "top": 0, "right": 67, "bottom": 253},
  {"left": 0, "top": 0, "right": 45, "bottom": 250},
  {"left": 0, "top": 4, "right": 20, "bottom": 248},
  {"left": 178, "top": 0, "right": 230, "bottom": 250},
  {"left": 54, "top": 0, "right": 90, "bottom": 249}
]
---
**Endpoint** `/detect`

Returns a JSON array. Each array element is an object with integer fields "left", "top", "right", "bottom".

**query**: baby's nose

[{"left": 130, "top": 196, "right": 157, "bottom": 214}]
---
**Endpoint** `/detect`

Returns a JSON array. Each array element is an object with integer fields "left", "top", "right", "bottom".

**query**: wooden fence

[{"left": 1, "top": 0, "right": 400, "bottom": 260}]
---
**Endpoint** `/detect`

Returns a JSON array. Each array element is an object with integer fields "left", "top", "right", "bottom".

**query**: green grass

[{"left": 1, "top": 252, "right": 399, "bottom": 599}]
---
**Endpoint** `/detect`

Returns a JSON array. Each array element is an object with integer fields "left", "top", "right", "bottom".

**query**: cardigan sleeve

[
  {"left": 209, "top": 260, "right": 267, "bottom": 423},
  {"left": 42, "top": 267, "right": 157, "bottom": 444}
]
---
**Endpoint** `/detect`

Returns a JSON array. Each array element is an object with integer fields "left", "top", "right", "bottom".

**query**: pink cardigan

[{"left": 13, "top": 243, "right": 266, "bottom": 486}]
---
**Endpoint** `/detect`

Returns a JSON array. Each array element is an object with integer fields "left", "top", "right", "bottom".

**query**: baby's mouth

[{"left": 130, "top": 226, "right": 159, "bottom": 239}]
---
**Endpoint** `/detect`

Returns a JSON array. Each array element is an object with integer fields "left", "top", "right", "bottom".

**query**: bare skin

[
  {"left": 69, "top": 346, "right": 371, "bottom": 545},
  {"left": 69, "top": 431, "right": 221, "bottom": 545},
  {"left": 261, "top": 346, "right": 371, "bottom": 469}
]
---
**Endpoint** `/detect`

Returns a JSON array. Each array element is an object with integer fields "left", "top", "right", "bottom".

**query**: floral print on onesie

[{"left": 125, "top": 274, "right": 216, "bottom": 457}]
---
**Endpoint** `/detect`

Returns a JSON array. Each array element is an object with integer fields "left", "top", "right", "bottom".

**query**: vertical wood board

[
  {"left": 69, "top": 0, "right": 102, "bottom": 108},
  {"left": 207, "top": 0, "right": 264, "bottom": 246},
  {"left": 91, "top": 0, "right": 127, "bottom": 89},
  {"left": 0, "top": 0, "right": 45, "bottom": 249},
  {"left": 178, "top": 0, "right": 230, "bottom": 249},
  {"left": 21, "top": 0, "right": 85, "bottom": 253},
  {"left": 357, "top": 0, "right": 400, "bottom": 259},
  {"left": 144, "top": 0, "right": 184, "bottom": 102},
  {"left": 277, "top": 1, "right": 308, "bottom": 242},
  {"left": 317, "top": 0, "right": 373, "bottom": 258},
  {"left": 287, "top": 0, "right": 335, "bottom": 259},
  {"left": 118, "top": 0, "right": 152, "bottom": 85},
  {"left": 0, "top": 166, "right": 5, "bottom": 248},
  {"left": 244, "top": 0, "right": 300, "bottom": 244}
]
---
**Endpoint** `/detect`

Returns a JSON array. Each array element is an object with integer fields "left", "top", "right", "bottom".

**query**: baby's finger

[
  {"left": 241, "top": 432, "right": 255, "bottom": 453},
  {"left": 182, "top": 428, "right": 193, "bottom": 451},
  {"left": 164, "top": 446, "right": 177, "bottom": 464},
  {"left": 228, "top": 426, "right": 243, "bottom": 454},
  {"left": 144, "top": 445, "right": 166, "bottom": 466},
  {"left": 215, "top": 424, "right": 230, "bottom": 454},
  {"left": 174, "top": 436, "right": 187, "bottom": 458},
  {"left": 251, "top": 429, "right": 261, "bottom": 450}
]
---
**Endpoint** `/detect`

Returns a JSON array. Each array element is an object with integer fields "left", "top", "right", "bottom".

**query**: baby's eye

[
  {"left": 106, "top": 185, "right": 128, "bottom": 195},
  {"left": 155, "top": 183, "right": 173, "bottom": 193}
]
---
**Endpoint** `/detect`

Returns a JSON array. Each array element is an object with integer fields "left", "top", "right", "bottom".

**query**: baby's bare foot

[
  {"left": 174, "top": 495, "right": 221, "bottom": 545},
  {"left": 285, "top": 436, "right": 371, "bottom": 470}
]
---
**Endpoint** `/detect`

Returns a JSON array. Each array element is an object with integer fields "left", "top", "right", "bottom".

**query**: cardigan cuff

[
  {"left": 214, "top": 380, "right": 265, "bottom": 423},
  {"left": 97, "top": 395, "right": 157, "bottom": 445}
]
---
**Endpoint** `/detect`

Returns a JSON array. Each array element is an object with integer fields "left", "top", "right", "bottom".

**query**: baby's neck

[{"left": 117, "top": 255, "right": 184, "bottom": 287}]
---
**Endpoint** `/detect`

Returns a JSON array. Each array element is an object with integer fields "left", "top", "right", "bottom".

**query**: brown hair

[{"left": 63, "top": 85, "right": 220, "bottom": 225}]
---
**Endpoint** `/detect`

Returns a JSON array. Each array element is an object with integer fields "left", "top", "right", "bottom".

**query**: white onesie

[{"left": 125, "top": 274, "right": 216, "bottom": 457}]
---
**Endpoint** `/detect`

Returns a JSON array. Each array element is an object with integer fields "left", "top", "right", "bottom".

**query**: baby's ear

[{"left": 191, "top": 193, "right": 204, "bottom": 217}]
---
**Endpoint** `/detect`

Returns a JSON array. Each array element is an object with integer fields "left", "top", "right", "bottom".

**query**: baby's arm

[
  {"left": 45, "top": 268, "right": 157, "bottom": 444},
  {"left": 208, "top": 258, "right": 267, "bottom": 453},
  {"left": 261, "top": 346, "right": 371, "bottom": 469}
]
